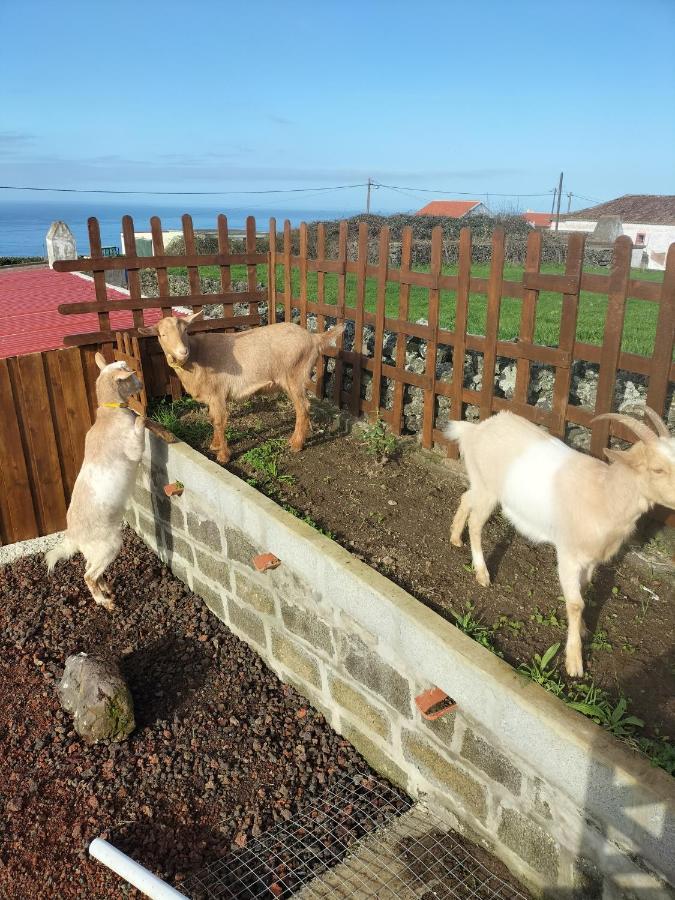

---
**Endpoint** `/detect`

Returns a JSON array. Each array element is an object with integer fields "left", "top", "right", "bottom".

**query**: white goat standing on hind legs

[
  {"left": 446, "top": 407, "right": 675, "bottom": 678},
  {"left": 45, "top": 353, "right": 146, "bottom": 610}
]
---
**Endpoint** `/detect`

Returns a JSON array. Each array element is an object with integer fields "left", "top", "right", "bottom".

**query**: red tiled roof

[
  {"left": 415, "top": 200, "right": 482, "bottom": 218},
  {"left": 0, "top": 267, "right": 162, "bottom": 359},
  {"left": 523, "top": 211, "right": 553, "bottom": 228}
]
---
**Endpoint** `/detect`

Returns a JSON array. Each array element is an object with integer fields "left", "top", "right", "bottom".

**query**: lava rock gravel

[{"left": 0, "top": 529, "right": 401, "bottom": 899}]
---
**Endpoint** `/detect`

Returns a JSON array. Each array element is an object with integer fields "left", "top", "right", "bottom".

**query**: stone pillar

[{"left": 46, "top": 221, "right": 77, "bottom": 267}]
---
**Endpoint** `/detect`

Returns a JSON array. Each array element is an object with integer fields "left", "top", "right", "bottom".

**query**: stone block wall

[{"left": 126, "top": 432, "right": 675, "bottom": 900}]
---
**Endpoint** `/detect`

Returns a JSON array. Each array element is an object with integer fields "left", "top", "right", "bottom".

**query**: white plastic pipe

[{"left": 89, "top": 838, "right": 190, "bottom": 900}]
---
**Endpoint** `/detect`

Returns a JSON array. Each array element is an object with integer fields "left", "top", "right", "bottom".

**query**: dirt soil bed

[
  {"left": 0, "top": 533, "right": 531, "bottom": 900},
  {"left": 174, "top": 395, "right": 674, "bottom": 756}
]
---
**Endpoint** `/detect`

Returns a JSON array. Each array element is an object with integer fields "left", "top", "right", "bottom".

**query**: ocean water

[{"left": 0, "top": 199, "right": 356, "bottom": 257}]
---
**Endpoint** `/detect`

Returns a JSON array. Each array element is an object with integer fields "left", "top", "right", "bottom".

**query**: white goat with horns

[
  {"left": 45, "top": 354, "right": 146, "bottom": 610},
  {"left": 446, "top": 407, "right": 675, "bottom": 677}
]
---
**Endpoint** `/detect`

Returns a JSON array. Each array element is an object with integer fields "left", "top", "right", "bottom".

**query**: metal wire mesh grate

[{"left": 183, "top": 775, "right": 530, "bottom": 900}]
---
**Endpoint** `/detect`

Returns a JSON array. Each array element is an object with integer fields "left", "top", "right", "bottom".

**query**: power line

[
  {"left": 570, "top": 192, "right": 606, "bottom": 204},
  {"left": 0, "top": 179, "right": 606, "bottom": 210},
  {"left": 375, "top": 181, "right": 555, "bottom": 198},
  {"left": 0, "top": 182, "right": 368, "bottom": 196},
  {"left": 377, "top": 184, "right": 434, "bottom": 204}
]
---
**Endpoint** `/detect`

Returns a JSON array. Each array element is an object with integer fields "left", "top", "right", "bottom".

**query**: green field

[{"left": 170, "top": 262, "right": 665, "bottom": 358}]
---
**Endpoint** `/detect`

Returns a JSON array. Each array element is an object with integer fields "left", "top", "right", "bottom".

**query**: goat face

[
  {"left": 598, "top": 407, "right": 675, "bottom": 510},
  {"left": 138, "top": 311, "right": 203, "bottom": 369},
  {"left": 642, "top": 438, "right": 675, "bottom": 508},
  {"left": 94, "top": 355, "right": 143, "bottom": 400}
]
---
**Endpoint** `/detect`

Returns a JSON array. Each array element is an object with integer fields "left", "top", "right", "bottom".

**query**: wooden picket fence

[
  {"left": 271, "top": 219, "right": 674, "bottom": 459},
  {"left": 1, "top": 212, "right": 672, "bottom": 543},
  {"left": 53, "top": 212, "right": 269, "bottom": 401}
]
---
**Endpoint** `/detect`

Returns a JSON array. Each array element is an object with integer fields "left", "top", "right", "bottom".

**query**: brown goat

[{"left": 140, "top": 313, "right": 345, "bottom": 463}]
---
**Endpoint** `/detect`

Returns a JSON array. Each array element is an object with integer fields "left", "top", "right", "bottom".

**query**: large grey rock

[{"left": 58, "top": 653, "right": 135, "bottom": 744}]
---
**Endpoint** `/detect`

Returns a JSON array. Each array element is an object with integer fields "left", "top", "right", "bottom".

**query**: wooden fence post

[
  {"left": 268, "top": 217, "right": 277, "bottom": 326},
  {"left": 550, "top": 232, "right": 585, "bottom": 437},
  {"left": 590, "top": 236, "right": 632, "bottom": 456},
  {"left": 332, "top": 220, "right": 348, "bottom": 408},
  {"left": 421, "top": 226, "right": 442, "bottom": 447},
  {"left": 370, "top": 226, "right": 390, "bottom": 419},
  {"left": 479, "top": 227, "right": 506, "bottom": 421},
  {"left": 391, "top": 226, "right": 413, "bottom": 435}
]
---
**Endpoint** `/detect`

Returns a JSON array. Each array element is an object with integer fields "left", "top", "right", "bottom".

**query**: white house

[{"left": 554, "top": 194, "right": 675, "bottom": 270}]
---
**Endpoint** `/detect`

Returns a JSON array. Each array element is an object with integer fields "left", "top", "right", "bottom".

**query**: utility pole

[
  {"left": 366, "top": 178, "right": 373, "bottom": 214},
  {"left": 554, "top": 171, "right": 563, "bottom": 231},
  {"left": 567, "top": 191, "right": 572, "bottom": 213}
]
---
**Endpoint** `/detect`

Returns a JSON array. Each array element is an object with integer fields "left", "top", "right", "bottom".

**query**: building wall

[
  {"left": 554, "top": 220, "right": 675, "bottom": 269},
  {"left": 125, "top": 432, "right": 675, "bottom": 900},
  {"left": 467, "top": 203, "right": 491, "bottom": 216}
]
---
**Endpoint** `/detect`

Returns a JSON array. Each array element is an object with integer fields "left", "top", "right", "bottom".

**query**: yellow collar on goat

[
  {"left": 167, "top": 358, "right": 184, "bottom": 370},
  {"left": 101, "top": 401, "right": 129, "bottom": 409}
]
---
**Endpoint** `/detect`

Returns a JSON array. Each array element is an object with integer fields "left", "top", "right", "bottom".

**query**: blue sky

[{"left": 1, "top": 0, "right": 674, "bottom": 214}]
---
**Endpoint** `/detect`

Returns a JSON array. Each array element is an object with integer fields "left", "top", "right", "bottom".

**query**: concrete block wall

[{"left": 126, "top": 432, "right": 675, "bottom": 900}]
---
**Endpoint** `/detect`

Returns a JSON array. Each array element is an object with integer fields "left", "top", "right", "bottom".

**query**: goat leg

[
  {"left": 287, "top": 385, "right": 311, "bottom": 452},
  {"left": 82, "top": 536, "right": 121, "bottom": 612},
  {"left": 84, "top": 575, "right": 116, "bottom": 611},
  {"left": 558, "top": 553, "right": 586, "bottom": 677},
  {"left": 450, "top": 491, "right": 472, "bottom": 547},
  {"left": 209, "top": 406, "right": 231, "bottom": 464},
  {"left": 467, "top": 494, "right": 497, "bottom": 587},
  {"left": 208, "top": 405, "right": 226, "bottom": 452}
]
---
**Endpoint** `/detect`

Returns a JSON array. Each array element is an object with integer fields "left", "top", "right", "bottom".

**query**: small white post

[{"left": 46, "top": 221, "right": 77, "bottom": 267}]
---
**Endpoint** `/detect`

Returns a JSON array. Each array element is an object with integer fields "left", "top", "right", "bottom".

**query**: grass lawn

[{"left": 168, "top": 262, "right": 665, "bottom": 358}]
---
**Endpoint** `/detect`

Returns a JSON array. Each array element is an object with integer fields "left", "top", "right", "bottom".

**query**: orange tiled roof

[
  {"left": 523, "top": 211, "right": 553, "bottom": 227},
  {"left": 415, "top": 200, "right": 482, "bottom": 218}
]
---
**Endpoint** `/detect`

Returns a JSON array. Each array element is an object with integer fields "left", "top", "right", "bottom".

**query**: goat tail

[
  {"left": 445, "top": 420, "right": 474, "bottom": 446},
  {"left": 315, "top": 323, "right": 346, "bottom": 351},
  {"left": 45, "top": 536, "right": 78, "bottom": 573}
]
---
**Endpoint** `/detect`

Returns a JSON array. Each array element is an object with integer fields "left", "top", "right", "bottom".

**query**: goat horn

[
  {"left": 591, "top": 412, "right": 657, "bottom": 444},
  {"left": 642, "top": 406, "right": 670, "bottom": 438}
]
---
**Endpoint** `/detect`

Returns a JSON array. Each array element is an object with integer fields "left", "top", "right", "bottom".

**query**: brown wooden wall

[{"left": 0, "top": 346, "right": 100, "bottom": 544}]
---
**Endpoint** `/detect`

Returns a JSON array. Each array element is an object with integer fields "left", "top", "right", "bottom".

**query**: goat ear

[
  {"left": 186, "top": 310, "right": 204, "bottom": 325},
  {"left": 603, "top": 446, "right": 646, "bottom": 469},
  {"left": 95, "top": 352, "right": 107, "bottom": 371},
  {"left": 603, "top": 448, "right": 625, "bottom": 465},
  {"left": 137, "top": 324, "right": 157, "bottom": 337}
]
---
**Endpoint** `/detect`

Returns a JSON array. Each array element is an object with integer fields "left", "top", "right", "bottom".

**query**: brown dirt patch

[
  {"left": 0, "top": 536, "right": 409, "bottom": 899},
  {"left": 199, "top": 395, "right": 674, "bottom": 747}
]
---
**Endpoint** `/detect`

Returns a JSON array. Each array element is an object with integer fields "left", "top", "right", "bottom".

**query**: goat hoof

[
  {"left": 565, "top": 650, "right": 584, "bottom": 678},
  {"left": 450, "top": 536, "right": 463, "bottom": 548},
  {"left": 476, "top": 569, "right": 491, "bottom": 587},
  {"left": 216, "top": 451, "right": 231, "bottom": 464},
  {"left": 288, "top": 438, "right": 305, "bottom": 453}
]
